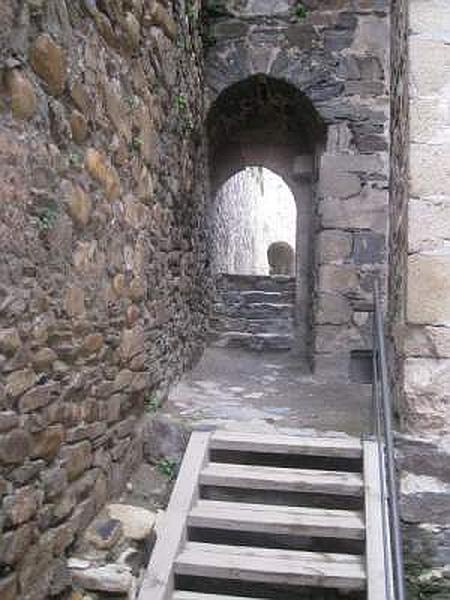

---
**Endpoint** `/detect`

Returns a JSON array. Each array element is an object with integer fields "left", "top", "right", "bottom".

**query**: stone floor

[{"left": 165, "top": 347, "right": 372, "bottom": 437}]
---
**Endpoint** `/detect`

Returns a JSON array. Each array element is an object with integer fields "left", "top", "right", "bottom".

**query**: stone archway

[{"left": 206, "top": 74, "right": 326, "bottom": 363}]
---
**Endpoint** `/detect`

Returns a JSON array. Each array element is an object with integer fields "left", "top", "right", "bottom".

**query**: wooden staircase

[{"left": 138, "top": 430, "right": 387, "bottom": 600}]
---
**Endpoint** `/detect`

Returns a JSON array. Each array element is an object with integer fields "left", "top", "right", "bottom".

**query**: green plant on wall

[
  {"left": 186, "top": 0, "right": 198, "bottom": 20},
  {"left": 205, "top": 0, "right": 230, "bottom": 19},
  {"left": 294, "top": 2, "right": 308, "bottom": 20},
  {"left": 175, "top": 93, "right": 188, "bottom": 111},
  {"left": 37, "top": 200, "right": 59, "bottom": 232},
  {"left": 405, "top": 561, "right": 450, "bottom": 599},
  {"left": 144, "top": 391, "right": 162, "bottom": 413},
  {"left": 156, "top": 457, "right": 179, "bottom": 480}
]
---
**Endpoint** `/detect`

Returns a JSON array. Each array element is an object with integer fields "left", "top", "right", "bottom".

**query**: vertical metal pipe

[{"left": 373, "top": 279, "right": 406, "bottom": 600}]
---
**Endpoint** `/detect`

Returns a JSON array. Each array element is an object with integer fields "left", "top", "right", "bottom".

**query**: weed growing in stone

[
  {"left": 69, "top": 150, "right": 83, "bottom": 169},
  {"left": 37, "top": 202, "right": 58, "bottom": 231},
  {"left": 144, "top": 392, "right": 162, "bottom": 413},
  {"left": 130, "top": 136, "right": 143, "bottom": 152},
  {"left": 205, "top": 0, "right": 230, "bottom": 19},
  {"left": 186, "top": 1, "right": 198, "bottom": 20},
  {"left": 176, "top": 93, "right": 188, "bottom": 111},
  {"left": 294, "top": 2, "right": 308, "bottom": 20},
  {"left": 156, "top": 457, "right": 178, "bottom": 480}
]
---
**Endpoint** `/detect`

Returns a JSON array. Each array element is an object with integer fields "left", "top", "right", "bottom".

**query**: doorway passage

[
  {"left": 210, "top": 167, "right": 296, "bottom": 277},
  {"left": 209, "top": 167, "right": 297, "bottom": 353}
]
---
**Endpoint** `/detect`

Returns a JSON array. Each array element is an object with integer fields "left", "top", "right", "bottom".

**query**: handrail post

[{"left": 372, "top": 279, "right": 406, "bottom": 600}]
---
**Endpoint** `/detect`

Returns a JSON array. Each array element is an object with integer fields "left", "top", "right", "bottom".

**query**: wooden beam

[
  {"left": 175, "top": 542, "right": 366, "bottom": 590},
  {"left": 211, "top": 430, "right": 362, "bottom": 459},
  {"left": 189, "top": 500, "right": 365, "bottom": 539},
  {"left": 137, "top": 432, "right": 211, "bottom": 600},
  {"left": 364, "top": 439, "right": 391, "bottom": 600},
  {"left": 200, "top": 462, "right": 364, "bottom": 496}
]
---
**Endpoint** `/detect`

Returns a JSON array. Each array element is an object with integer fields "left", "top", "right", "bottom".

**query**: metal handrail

[{"left": 371, "top": 279, "right": 406, "bottom": 600}]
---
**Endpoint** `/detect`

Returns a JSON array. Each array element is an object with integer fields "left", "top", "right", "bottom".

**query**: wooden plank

[
  {"left": 173, "top": 594, "right": 266, "bottom": 600},
  {"left": 137, "top": 432, "right": 211, "bottom": 600},
  {"left": 211, "top": 430, "right": 362, "bottom": 459},
  {"left": 364, "top": 439, "right": 391, "bottom": 600},
  {"left": 188, "top": 500, "right": 365, "bottom": 539},
  {"left": 200, "top": 462, "right": 364, "bottom": 497},
  {"left": 175, "top": 542, "right": 366, "bottom": 590}
]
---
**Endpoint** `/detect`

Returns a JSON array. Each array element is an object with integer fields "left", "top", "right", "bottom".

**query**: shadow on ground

[{"left": 165, "top": 347, "right": 371, "bottom": 436}]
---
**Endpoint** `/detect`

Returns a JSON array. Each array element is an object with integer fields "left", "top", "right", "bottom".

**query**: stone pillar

[
  {"left": 396, "top": 2, "right": 450, "bottom": 590},
  {"left": 291, "top": 156, "right": 313, "bottom": 363},
  {"left": 314, "top": 146, "right": 388, "bottom": 381}
]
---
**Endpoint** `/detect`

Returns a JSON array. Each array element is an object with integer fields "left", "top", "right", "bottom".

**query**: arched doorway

[
  {"left": 207, "top": 74, "right": 326, "bottom": 363},
  {"left": 210, "top": 167, "right": 296, "bottom": 277}
]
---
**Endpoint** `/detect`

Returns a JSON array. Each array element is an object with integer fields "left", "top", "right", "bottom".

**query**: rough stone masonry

[
  {"left": 205, "top": 0, "right": 390, "bottom": 372},
  {"left": 0, "top": 1, "right": 208, "bottom": 598},
  {"left": 0, "top": 0, "right": 450, "bottom": 599}
]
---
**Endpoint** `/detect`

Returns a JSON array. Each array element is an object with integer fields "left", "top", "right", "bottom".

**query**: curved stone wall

[{"left": 0, "top": 1, "right": 207, "bottom": 597}]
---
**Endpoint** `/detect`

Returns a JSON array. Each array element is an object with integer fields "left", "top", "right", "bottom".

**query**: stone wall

[
  {"left": 210, "top": 168, "right": 261, "bottom": 275},
  {"left": 395, "top": 1, "right": 450, "bottom": 595},
  {"left": 204, "top": 0, "right": 391, "bottom": 375},
  {"left": 403, "top": 0, "right": 450, "bottom": 436},
  {"left": 0, "top": 1, "right": 207, "bottom": 598}
]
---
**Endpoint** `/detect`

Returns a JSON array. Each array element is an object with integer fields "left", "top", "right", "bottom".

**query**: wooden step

[
  {"left": 175, "top": 542, "right": 366, "bottom": 590},
  {"left": 200, "top": 462, "right": 364, "bottom": 497},
  {"left": 211, "top": 430, "right": 362, "bottom": 459},
  {"left": 188, "top": 500, "right": 365, "bottom": 539},
  {"left": 173, "top": 594, "right": 266, "bottom": 600}
]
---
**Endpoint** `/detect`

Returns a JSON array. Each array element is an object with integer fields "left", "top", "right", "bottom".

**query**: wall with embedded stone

[
  {"left": 403, "top": 0, "right": 450, "bottom": 436},
  {"left": 204, "top": 0, "right": 390, "bottom": 375},
  {"left": 394, "top": 1, "right": 450, "bottom": 595},
  {"left": 0, "top": 1, "right": 207, "bottom": 598}
]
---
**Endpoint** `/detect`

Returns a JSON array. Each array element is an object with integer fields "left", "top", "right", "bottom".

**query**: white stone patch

[
  {"left": 401, "top": 472, "right": 450, "bottom": 495},
  {"left": 68, "top": 561, "right": 133, "bottom": 593},
  {"left": 107, "top": 504, "right": 156, "bottom": 541}
]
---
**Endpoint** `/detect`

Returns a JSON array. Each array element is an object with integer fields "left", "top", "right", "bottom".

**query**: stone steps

[
  {"left": 211, "top": 274, "right": 296, "bottom": 352},
  {"left": 210, "top": 317, "right": 294, "bottom": 335},
  {"left": 210, "top": 331, "right": 294, "bottom": 352},
  {"left": 216, "top": 273, "right": 295, "bottom": 294},
  {"left": 212, "top": 302, "right": 294, "bottom": 320}
]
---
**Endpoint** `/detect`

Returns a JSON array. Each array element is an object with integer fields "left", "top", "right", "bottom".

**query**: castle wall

[
  {"left": 392, "top": 1, "right": 450, "bottom": 594},
  {"left": 205, "top": 0, "right": 390, "bottom": 377},
  {"left": 0, "top": 2, "right": 207, "bottom": 597}
]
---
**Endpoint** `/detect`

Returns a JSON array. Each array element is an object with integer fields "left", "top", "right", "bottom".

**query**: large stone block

[
  {"left": 404, "top": 358, "right": 450, "bottom": 433},
  {"left": 316, "top": 293, "right": 352, "bottom": 325},
  {"left": 319, "top": 188, "right": 387, "bottom": 233},
  {"left": 405, "top": 326, "right": 450, "bottom": 358},
  {"left": 410, "top": 97, "right": 446, "bottom": 144},
  {"left": 409, "top": 198, "right": 450, "bottom": 253},
  {"left": 410, "top": 143, "right": 450, "bottom": 197},
  {"left": 60, "top": 441, "right": 93, "bottom": 481},
  {"left": 3, "top": 486, "right": 43, "bottom": 526},
  {"left": 315, "top": 324, "right": 364, "bottom": 354},
  {"left": 407, "top": 254, "right": 450, "bottom": 324},
  {"left": 410, "top": 37, "right": 450, "bottom": 98},
  {"left": 30, "top": 34, "right": 67, "bottom": 96},
  {"left": 410, "top": 0, "right": 450, "bottom": 39},
  {"left": 317, "top": 230, "right": 352, "bottom": 264},
  {"left": 352, "top": 231, "right": 385, "bottom": 265},
  {"left": 318, "top": 264, "right": 359, "bottom": 293},
  {"left": 319, "top": 163, "right": 361, "bottom": 198},
  {"left": 401, "top": 471, "right": 450, "bottom": 525}
]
